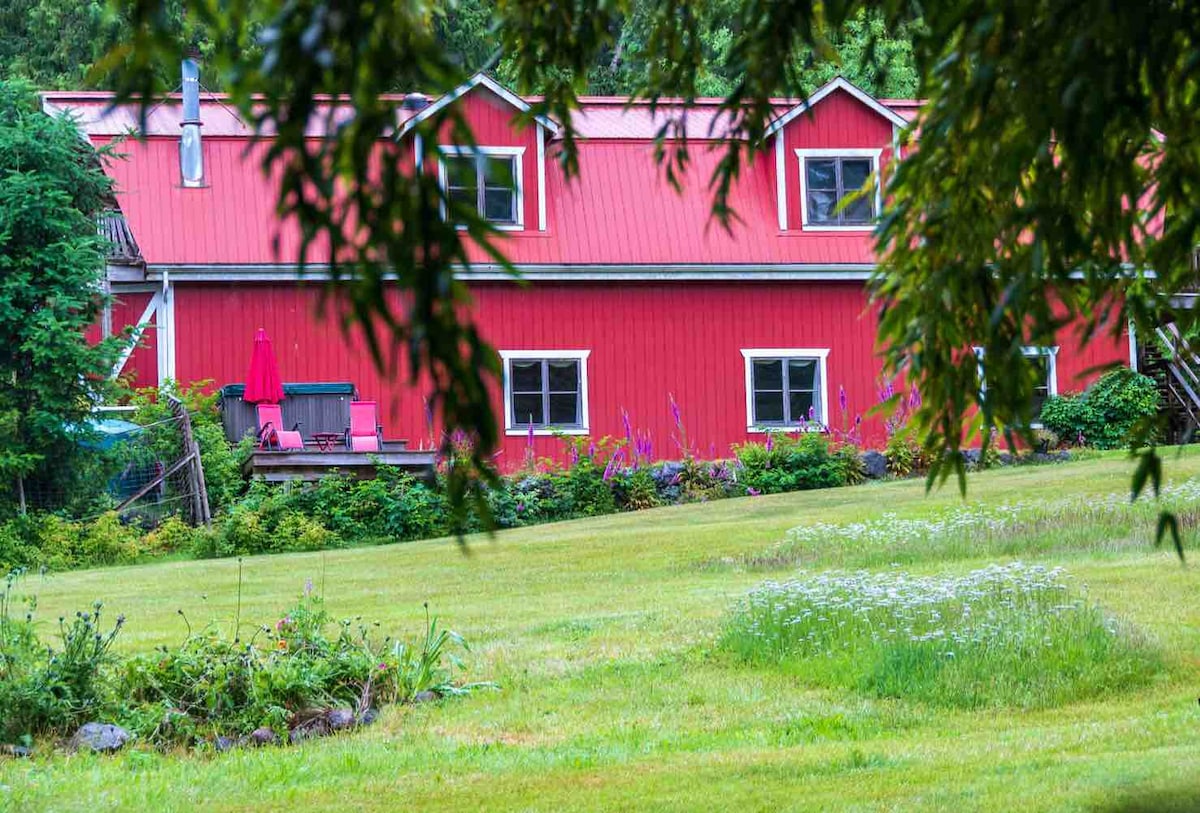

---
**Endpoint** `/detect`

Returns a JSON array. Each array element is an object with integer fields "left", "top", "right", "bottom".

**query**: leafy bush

[
  {"left": 734, "top": 433, "right": 850, "bottom": 495},
  {"left": 0, "top": 574, "right": 124, "bottom": 743},
  {"left": 127, "top": 381, "right": 252, "bottom": 514},
  {"left": 1039, "top": 369, "right": 1160, "bottom": 449},
  {"left": 0, "top": 512, "right": 141, "bottom": 573},
  {"left": 721, "top": 563, "right": 1160, "bottom": 709},
  {"left": 116, "top": 594, "right": 484, "bottom": 745},
  {"left": 884, "top": 431, "right": 923, "bottom": 478}
]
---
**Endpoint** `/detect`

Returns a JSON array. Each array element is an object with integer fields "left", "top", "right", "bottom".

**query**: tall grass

[
  {"left": 736, "top": 480, "right": 1200, "bottom": 570},
  {"left": 720, "top": 563, "right": 1161, "bottom": 709}
]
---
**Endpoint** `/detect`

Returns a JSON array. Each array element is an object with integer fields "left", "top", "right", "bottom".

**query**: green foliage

[
  {"left": 115, "top": 593, "right": 485, "bottom": 745},
  {"left": 0, "top": 81, "right": 123, "bottom": 514},
  {"left": 0, "top": 572, "right": 483, "bottom": 746},
  {"left": 884, "top": 432, "right": 923, "bottom": 478},
  {"left": 0, "top": 574, "right": 124, "bottom": 743},
  {"left": 0, "top": 511, "right": 141, "bottom": 573},
  {"left": 126, "top": 381, "right": 252, "bottom": 514},
  {"left": 1039, "top": 370, "right": 1161, "bottom": 450},
  {"left": 734, "top": 434, "right": 852, "bottom": 495}
]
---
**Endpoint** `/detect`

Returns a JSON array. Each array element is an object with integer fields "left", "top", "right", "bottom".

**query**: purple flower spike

[
  {"left": 808, "top": 405, "right": 816, "bottom": 422},
  {"left": 527, "top": 421, "right": 535, "bottom": 448},
  {"left": 765, "top": 433, "right": 774, "bottom": 452},
  {"left": 909, "top": 384, "right": 922, "bottom": 410},
  {"left": 588, "top": 439, "right": 597, "bottom": 459},
  {"left": 839, "top": 385, "right": 848, "bottom": 413},
  {"left": 622, "top": 408, "right": 633, "bottom": 446},
  {"left": 669, "top": 393, "right": 682, "bottom": 429}
]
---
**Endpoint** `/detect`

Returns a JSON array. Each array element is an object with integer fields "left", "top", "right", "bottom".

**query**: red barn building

[{"left": 43, "top": 73, "right": 1134, "bottom": 466}]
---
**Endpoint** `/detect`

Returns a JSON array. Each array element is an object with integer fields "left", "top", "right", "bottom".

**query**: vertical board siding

[
  {"left": 147, "top": 281, "right": 1131, "bottom": 470},
  {"left": 783, "top": 89, "right": 896, "bottom": 230}
]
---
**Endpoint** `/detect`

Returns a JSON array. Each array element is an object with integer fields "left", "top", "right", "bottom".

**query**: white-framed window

[
  {"left": 741, "top": 349, "right": 830, "bottom": 431},
  {"left": 438, "top": 146, "right": 525, "bottom": 229},
  {"left": 500, "top": 350, "right": 590, "bottom": 435},
  {"left": 974, "top": 346, "right": 1059, "bottom": 425},
  {"left": 796, "top": 148, "right": 882, "bottom": 230}
]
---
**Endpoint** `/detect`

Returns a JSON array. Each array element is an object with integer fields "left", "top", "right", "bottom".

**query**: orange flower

[{"left": 276, "top": 639, "right": 288, "bottom": 651}]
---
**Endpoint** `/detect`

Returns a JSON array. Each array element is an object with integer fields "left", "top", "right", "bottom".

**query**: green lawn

[{"left": 4, "top": 451, "right": 1200, "bottom": 811}]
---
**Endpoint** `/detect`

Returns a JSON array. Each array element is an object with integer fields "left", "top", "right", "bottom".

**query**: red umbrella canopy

[{"left": 243, "top": 328, "right": 285, "bottom": 404}]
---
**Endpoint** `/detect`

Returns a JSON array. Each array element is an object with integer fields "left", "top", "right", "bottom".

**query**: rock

[
  {"left": 412, "top": 690, "right": 440, "bottom": 704},
  {"left": 0, "top": 744, "right": 31, "bottom": 758},
  {"left": 213, "top": 736, "right": 237, "bottom": 753},
  {"left": 356, "top": 708, "right": 379, "bottom": 727},
  {"left": 325, "top": 708, "right": 356, "bottom": 731},
  {"left": 860, "top": 451, "right": 888, "bottom": 479},
  {"left": 247, "top": 727, "right": 279, "bottom": 747},
  {"left": 70, "top": 723, "right": 130, "bottom": 753}
]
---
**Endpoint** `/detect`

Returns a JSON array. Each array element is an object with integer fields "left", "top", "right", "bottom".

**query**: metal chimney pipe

[{"left": 180, "top": 56, "right": 204, "bottom": 187}]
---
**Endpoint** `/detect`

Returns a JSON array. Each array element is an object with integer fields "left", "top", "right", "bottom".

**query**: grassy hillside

[{"left": 4, "top": 450, "right": 1200, "bottom": 811}]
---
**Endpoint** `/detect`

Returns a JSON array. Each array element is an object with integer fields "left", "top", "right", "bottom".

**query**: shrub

[
  {"left": 0, "top": 575, "right": 124, "bottom": 743},
  {"left": 721, "top": 563, "right": 1160, "bottom": 709},
  {"left": 610, "top": 466, "right": 660, "bottom": 511},
  {"left": 1039, "top": 369, "right": 1160, "bottom": 449},
  {"left": 734, "top": 433, "right": 848, "bottom": 495},
  {"left": 884, "top": 431, "right": 923, "bottom": 478},
  {"left": 116, "top": 594, "right": 486, "bottom": 745}
]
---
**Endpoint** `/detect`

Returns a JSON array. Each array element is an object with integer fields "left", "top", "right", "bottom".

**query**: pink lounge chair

[
  {"left": 346, "top": 401, "right": 382, "bottom": 452},
  {"left": 256, "top": 403, "right": 304, "bottom": 451}
]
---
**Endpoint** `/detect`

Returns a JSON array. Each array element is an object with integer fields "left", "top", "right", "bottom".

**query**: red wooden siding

[
  {"left": 148, "top": 281, "right": 1129, "bottom": 468},
  {"left": 86, "top": 291, "right": 158, "bottom": 388},
  {"left": 781, "top": 89, "right": 898, "bottom": 230}
]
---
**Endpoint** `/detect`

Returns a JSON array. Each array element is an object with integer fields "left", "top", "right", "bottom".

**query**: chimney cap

[{"left": 402, "top": 92, "right": 430, "bottom": 112}]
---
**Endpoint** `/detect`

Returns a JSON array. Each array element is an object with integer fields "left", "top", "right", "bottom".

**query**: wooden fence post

[{"left": 167, "top": 395, "right": 212, "bottom": 527}]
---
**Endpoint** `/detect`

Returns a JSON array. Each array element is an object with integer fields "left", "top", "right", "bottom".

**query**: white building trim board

[
  {"left": 740, "top": 348, "right": 831, "bottom": 432},
  {"left": 499, "top": 349, "right": 591, "bottom": 436},
  {"left": 764, "top": 76, "right": 909, "bottom": 138}
]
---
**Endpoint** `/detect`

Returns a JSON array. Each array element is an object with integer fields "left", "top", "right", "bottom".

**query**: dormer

[
  {"left": 400, "top": 73, "right": 558, "bottom": 232},
  {"left": 766, "top": 77, "right": 908, "bottom": 233}
]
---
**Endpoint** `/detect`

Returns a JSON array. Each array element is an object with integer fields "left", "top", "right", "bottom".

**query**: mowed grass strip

[{"left": 2, "top": 450, "right": 1200, "bottom": 811}]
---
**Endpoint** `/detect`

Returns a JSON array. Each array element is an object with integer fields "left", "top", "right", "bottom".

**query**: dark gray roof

[{"left": 99, "top": 210, "right": 141, "bottom": 264}]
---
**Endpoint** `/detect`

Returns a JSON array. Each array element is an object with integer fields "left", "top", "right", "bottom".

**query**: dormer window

[
  {"left": 438, "top": 146, "right": 524, "bottom": 229},
  {"left": 796, "top": 149, "right": 881, "bottom": 230}
]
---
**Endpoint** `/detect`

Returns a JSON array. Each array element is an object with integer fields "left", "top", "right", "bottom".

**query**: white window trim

[
  {"left": 795, "top": 148, "right": 882, "bottom": 232},
  {"left": 741, "top": 348, "right": 830, "bottom": 433},
  {"left": 438, "top": 145, "right": 526, "bottom": 231},
  {"left": 500, "top": 350, "right": 590, "bottom": 436},
  {"left": 974, "top": 345, "right": 1059, "bottom": 428}
]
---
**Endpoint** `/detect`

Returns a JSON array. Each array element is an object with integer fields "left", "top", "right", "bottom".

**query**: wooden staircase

[{"left": 1140, "top": 323, "right": 1200, "bottom": 443}]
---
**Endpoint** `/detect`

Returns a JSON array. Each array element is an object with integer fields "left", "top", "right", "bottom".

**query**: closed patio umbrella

[{"left": 243, "top": 328, "right": 285, "bottom": 404}]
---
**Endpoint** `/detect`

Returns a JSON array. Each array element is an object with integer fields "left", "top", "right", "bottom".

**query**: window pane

[
  {"left": 512, "top": 393, "right": 544, "bottom": 426},
  {"left": 448, "top": 187, "right": 476, "bottom": 212},
  {"left": 840, "top": 158, "right": 871, "bottom": 191},
  {"left": 483, "top": 156, "right": 516, "bottom": 188},
  {"left": 510, "top": 360, "right": 542, "bottom": 393},
  {"left": 754, "top": 391, "right": 785, "bottom": 424},
  {"left": 483, "top": 187, "right": 516, "bottom": 223},
  {"left": 807, "top": 190, "right": 838, "bottom": 224},
  {"left": 752, "top": 359, "right": 783, "bottom": 391},
  {"left": 547, "top": 359, "right": 579, "bottom": 393},
  {"left": 790, "top": 390, "right": 816, "bottom": 423},
  {"left": 843, "top": 195, "right": 873, "bottom": 224},
  {"left": 548, "top": 393, "right": 579, "bottom": 425},
  {"left": 445, "top": 157, "right": 476, "bottom": 189},
  {"left": 787, "top": 359, "right": 816, "bottom": 392},
  {"left": 806, "top": 159, "right": 837, "bottom": 189}
]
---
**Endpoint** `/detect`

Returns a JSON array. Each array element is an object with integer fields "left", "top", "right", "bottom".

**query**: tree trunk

[{"left": 16, "top": 474, "right": 25, "bottom": 515}]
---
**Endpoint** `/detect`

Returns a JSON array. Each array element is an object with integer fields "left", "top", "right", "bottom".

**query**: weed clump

[{"left": 721, "top": 563, "right": 1161, "bottom": 709}]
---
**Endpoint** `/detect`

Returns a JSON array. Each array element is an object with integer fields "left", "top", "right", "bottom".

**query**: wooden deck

[{"left": 242, "top": 441, "right": 436, "bottom": 482}]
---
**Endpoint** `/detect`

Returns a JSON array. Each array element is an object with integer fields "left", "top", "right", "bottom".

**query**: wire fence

[{"left": 9, "top": 398, "right": 211, "bottom": 528}]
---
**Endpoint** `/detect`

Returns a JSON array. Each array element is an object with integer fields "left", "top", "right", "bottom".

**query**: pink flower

[{"left": 839, "top": 385, "right": 848, "bottom": 413}]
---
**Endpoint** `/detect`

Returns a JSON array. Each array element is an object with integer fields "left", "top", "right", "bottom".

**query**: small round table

[{"left": 311, "top": 432, "right": 343, "bottom": 452}]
